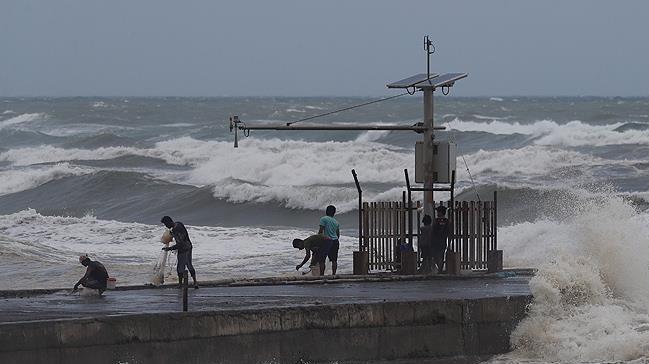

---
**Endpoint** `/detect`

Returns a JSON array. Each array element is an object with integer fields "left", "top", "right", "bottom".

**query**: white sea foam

[
  {"left": 495, "top": 193, "right": 649, "bottom": 362},
  {"left": 463, "top": 146, "right": 608, "bottom": 176},
  {"left": 155, "top": 137, "right": 413, "bottom": 185},
  {"left": 91, "top": 101, "right": 109, "bottom": 108},
  {"left": 444, "top": 118, "right": 649, "bottom": 146},
  {"left": 0, "top": 145, "right": 150, "bottom": 166},
  {"left": 43, "top": 123, "right": 136, "bottom": 137},
  {"left": 2, "top": 110, "right": 16, "bottom": 115},
  {"left": 0, "top": 209, "right": 355, "bottom": 289},
  {"left": 3, "top": 138, "right": 645, "bottom": 210},
  {"left": 0, "top": 163, "right": 93, "bottom": 196},
  {"left": 490, "top": 97, "right": 504, "bottom": 102},
  {"left": 0, "top": 113, "right": 46, "bottom": 130},
  {"left": 472, "top": 114, "right": 512, "bottom": 121},
  {"left": 355, "top": 130, "right": 391, "bottom": 142}
]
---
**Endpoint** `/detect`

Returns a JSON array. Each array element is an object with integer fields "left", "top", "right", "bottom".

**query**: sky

[{"left": 1, "top": 0, "right": 648, "bottom": 97}]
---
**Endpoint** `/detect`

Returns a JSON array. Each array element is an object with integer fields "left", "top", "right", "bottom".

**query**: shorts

[
  {"left": 327, "top": 239, "right": 339, "bottom": 262},
  {"left": 314, "top": 239, "right": 334, "bottom": 264}
]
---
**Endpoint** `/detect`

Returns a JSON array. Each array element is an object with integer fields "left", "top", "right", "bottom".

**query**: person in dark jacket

[
  {"left": 73, "top": 255, "right": 109, "bottom": 293},
  {"left": 418, "top": 215, "right": 434, "bottom": 273},
  {"left": 432, "top": 205, "right": 450, "bottom": 274},
  {"left": 161, "top": 216, "right": 198, "bottom": 288}
]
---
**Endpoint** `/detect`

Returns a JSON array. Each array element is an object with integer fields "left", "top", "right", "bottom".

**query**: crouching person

[
  {"left": 293, "top": 234, "right": 333, "bottom": 276},
  {"left": 73, "top": 254, "right": 109, "bottom": 293}
]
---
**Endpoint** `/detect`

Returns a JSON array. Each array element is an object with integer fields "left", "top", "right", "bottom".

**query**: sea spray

[{"left": 498, "top": 192, "right": 649, "bottom": 362}]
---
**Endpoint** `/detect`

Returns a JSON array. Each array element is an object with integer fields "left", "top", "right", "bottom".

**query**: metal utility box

[{"left": 415, "top": 141, "right": 456, "bottom": 183}]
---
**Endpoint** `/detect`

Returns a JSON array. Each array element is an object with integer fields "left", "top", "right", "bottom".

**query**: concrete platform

[
  {"left": 0, "top": 275, "right": 530, "bottom": 323},
  {"left": 0, "top": 274, "right": 533, "bottom": 364}
]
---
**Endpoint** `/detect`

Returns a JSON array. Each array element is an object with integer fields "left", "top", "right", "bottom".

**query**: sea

[{"left": 1, "top": 96, "right": 649, "bottom": 362}]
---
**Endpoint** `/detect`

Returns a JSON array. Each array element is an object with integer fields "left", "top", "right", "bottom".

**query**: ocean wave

[
  {"left": 43, "top": 123, "right": 137, "bottom": 137},
  {"left": 0, "top": 145, "right": 153, "bottom": 166},
  {"left": 3, "top": 138, "right": 646, "bottom": 210},
  {"left": 0, "top": 209, "right": 355, "bottom": 289},
  {"left": 497, "top": 194, "right": 649, "bottom": 362},
  {"left": 354, "top": 130, "right": 392, "bottom": 142},
  {"left": 459, "top": 145, "right": 647, "bottom": 191},
  {"left": 156, "top": 137, "right": 414, "bottom": 185},
  {"left": 444, "top": 118, "right": 649, "bottom": 146},
  {"left": 0, "top": 113, "right": 47, "bottom": 130},
  {"left": 210, "top": 179, "right": 359, "bottom": 212},
  {"left": 62, "top": 133, "right": 138, "bottom": 148},
  {"left": 0, "top": 163, "right": 93, "bottom": 196}
]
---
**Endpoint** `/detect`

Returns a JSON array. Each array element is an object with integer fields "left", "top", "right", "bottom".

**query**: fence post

[
  {"left": 487, "top": 190, "right": 503, "bottom": 272},
  {"left": 352, "top": 169, "right": 362, "bottom": 251}
]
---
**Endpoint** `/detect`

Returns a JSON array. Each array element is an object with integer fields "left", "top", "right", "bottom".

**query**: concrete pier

[{"left": 0, "top": 274, "right": 531, "bottom": 363}]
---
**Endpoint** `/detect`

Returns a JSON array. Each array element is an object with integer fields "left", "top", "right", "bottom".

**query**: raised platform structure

[{"left": 0, "top": 273, "right": 532, "bottom": 364}]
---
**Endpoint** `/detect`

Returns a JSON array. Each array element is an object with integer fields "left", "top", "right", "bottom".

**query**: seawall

[{"left": 0, "top": 293, "right": 530, "bottom": 363}]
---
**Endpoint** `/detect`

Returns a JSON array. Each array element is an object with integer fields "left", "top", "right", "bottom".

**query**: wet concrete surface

[{"left": 0, "top": 277, "right": 530, "bottom": 323}]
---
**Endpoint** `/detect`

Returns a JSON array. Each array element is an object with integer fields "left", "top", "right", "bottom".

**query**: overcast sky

[{"left": 1, "top": 0, "right": 648, "bottom": 97}]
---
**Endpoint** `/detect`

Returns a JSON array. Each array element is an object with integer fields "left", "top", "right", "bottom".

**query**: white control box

[{"left": 415, "top": 141, "right": 456, "bottom": 184}]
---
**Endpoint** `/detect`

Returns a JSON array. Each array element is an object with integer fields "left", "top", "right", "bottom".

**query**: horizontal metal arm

[
  {"left": 238, "top": 124, "right": 445, "bottom": 132},
  {"left": 408, "top": 187, "right": 453, "bottom": 192}
]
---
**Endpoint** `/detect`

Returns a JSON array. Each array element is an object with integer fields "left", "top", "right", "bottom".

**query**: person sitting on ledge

[
  {"left": 73, "top": 254, "right": 109, "bottom": 293},
  {"left": 293, "top": 234, "right": 333, "bottom": 276}
]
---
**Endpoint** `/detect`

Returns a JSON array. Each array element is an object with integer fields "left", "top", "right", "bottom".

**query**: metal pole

[
  {"left": 493, "top": 190, "right": 498, "bottom": 251},
  {"left": 404, "top": 169, "right": 413, "bottom": 246},
  {"left": 423, "top": 88, "right": 435, "bottom": 217},
  {"left": 352, "top": 169, "right": 362, "bottom": 252},
  {"left": 450, "top": 170, "right": 456, "bottom": 253},
  {"left": 182, "top": 270, "right": 188, "bottom": 312}
]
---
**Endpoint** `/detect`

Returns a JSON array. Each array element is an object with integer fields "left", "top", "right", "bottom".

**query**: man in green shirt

[
  {"left": 293, "top": 234, "right": 334, "bottom": 276},
  {"left": 318, "top": 205, "right": 340, "bottom": 275}
]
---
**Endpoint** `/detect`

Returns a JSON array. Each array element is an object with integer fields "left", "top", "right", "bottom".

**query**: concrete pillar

[
  {"left": 353, "top": 251, "right": 369, "bottom": 275},
  {"left": 400, "top": 251, "right": 417, "bottom": 275},
  {"left": 446, "top": 250, "right": 460, "bottom": 275},
  {"left": 487, "top": 250, "right": 503, "bottom": 273}
]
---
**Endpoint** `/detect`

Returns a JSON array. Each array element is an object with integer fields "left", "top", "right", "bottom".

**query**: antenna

[
  {"left": 229, "top": 116, "right": 240, "bottom": 148},
  {"left": 424, "top": 36, "right": 435, "bottom": 76}
]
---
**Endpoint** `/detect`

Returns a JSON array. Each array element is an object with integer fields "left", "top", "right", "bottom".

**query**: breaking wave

[
  {"left": 0, "top": 113, "right": 47, "bottom": 130},
  {"left": 444, "top": 119, "right": 649, "bottom": 146},
  {"left": 0, "top": 163, "right": 93, "bottom": 196},
  {"left": 494, "top": 191, "right": 649, "bottom": 362}
]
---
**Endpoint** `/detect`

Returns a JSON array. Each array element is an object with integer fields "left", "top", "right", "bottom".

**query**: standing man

[
  {"left": 161, "top": 216, "right": 198, "bottom": 288},
  {"left": 431, "top": 205, "right": 450, "bottom": 274},
  {"left": 73, "top": 254, "right": 109, "bottom": 293},
  {"left": 318, "top": 205, "right": 340, "bottom": 275}
]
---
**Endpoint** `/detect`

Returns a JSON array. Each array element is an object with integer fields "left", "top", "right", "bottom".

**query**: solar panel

[
  {"left": 414, "top": 73, "right": 467, "bottom": 89},
  {"left": 387, "top": 73, "right": 438, "bottom": 88}
]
